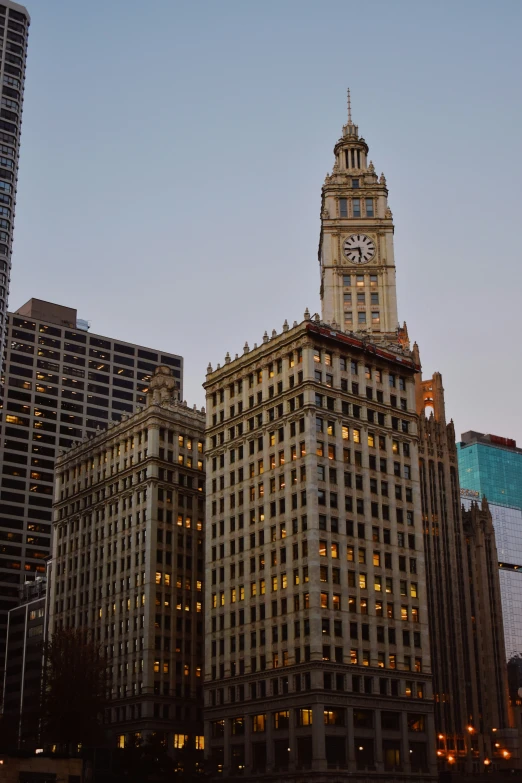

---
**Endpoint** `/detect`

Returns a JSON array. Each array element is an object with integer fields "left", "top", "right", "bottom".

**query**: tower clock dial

[{"left": 343, "top": 234, "right": 376, "bottom": 264}]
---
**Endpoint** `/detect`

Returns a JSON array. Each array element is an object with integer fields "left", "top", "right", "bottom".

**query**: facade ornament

[
  {"left": 293, "top": 321, "right": 298, "bottom": 328},
  {"left": 243, "top": 342, "right": 249, "bottom": 354},
  {"left": 271, "top": 329, "right": 277, "bottom": 338},
  {"left": 282, "top": 320, "right": 289, "bottom": 332},
  {"left": 263, "top": 331, "right": 269, "bottom": 343},
  {"left": 207, "top": 362, "right": 213, "bottom": 373},
  {"left": 321, "top": 207, "right": 330, "bottom": 219},
  {"left": 368, "top": 160, "right": 375, "bottom": 173},
  {"left": 304, "top": 307, "right": 311, "bottom": 320},
  {"left": 379, "top": 172, "right": 386, "bottom": 185},
  {"left": 385, "top": 207, "right": 393, "bottom": 219},
  {"left": 225, "top": 352, "right": 231, "bottom": 364}
]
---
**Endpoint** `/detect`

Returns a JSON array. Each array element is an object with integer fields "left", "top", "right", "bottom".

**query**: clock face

[{"left": 343, "top": 234, "right": 376, "bottom": 264}]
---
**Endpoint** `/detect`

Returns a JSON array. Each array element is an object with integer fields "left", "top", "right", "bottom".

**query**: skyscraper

[
  {"left": 0, "top": 1, "right": 30, "bottom": 358},
  {"left": 203, "top": 99, "right": 437, "bottom": 780},
  {"left": 202, "top": 94, "right": 517, "bottom": 780},
  {"left": 457, "top": 431, "right": 522, "bottom": 661},
  {"left": 416, "top": 372, "right": 514, "bottom": 772},
  {"left": 0, "top": 298, "right": 182, "bottom": 689},
  {"left": 49, "top": 367, "right": 205, "bottom": 757}
]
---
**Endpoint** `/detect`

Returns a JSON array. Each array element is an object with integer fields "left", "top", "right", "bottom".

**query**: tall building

[
  {"left": 49, "top": 367, "right": 205, "bottom": 756},
  {"left": 204, "top": 318, "right": 437, "bottom": 780},
  {"left": 458, "top": 431, "right": 522, "bottom": 661},
  {"left": 0, "top": 2, "right": 30, "bottom": 358},
  {"left": 416, "top": 371, "right": 515, "bottom": 772},
  {"left": 202, "top": 93, "right": 517, "bottom": 781},
  {"left": 0, "top": 298, "right": 183, "bottom": 688},
  {"left": 2, "top": 574, "right": 47, "bottom": 750}
]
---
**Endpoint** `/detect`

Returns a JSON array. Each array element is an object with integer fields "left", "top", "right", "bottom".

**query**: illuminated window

[
  {"left": 117, "top": 735, "right": 125, "bottom": 749},
  {"left": 359, "top": 573, "right": 367, "bottom": 589},
  {"left": 195, "top": 735, "right": 204, "bottom": 750},
  {"left": 253, "top": 714, "right": 266, "bottom": 732},
  {"left": 299, "top": 708, "right": 313, "bottom": 726},
  {"left": 319, "top": 540, "right": 327, "bottom": 556},
  {"left": 174, "top": 734, "right": 188, "bottom": 748},
  {"left": 353, "top": 429, "right": 361, "bottom": 444}
]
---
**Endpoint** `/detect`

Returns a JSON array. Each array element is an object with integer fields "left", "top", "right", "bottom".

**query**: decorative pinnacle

[{"left": 347, "top": 87, "right": 352, "bottom": 124}]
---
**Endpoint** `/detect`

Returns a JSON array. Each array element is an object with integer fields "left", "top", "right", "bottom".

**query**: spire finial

[{"left": 347, "top": 87, "right": 352, "bottom": 124}]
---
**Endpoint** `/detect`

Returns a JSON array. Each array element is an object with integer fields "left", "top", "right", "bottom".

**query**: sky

[{"left": 10, "top": 0, "right": 522, "bottom": 442}]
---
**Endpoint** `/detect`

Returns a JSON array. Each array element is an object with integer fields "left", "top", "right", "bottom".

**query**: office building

[
  {"left": 202, "top": 93, "right": 519, "bottom": 781},
  {"left": 2, "top": 575, "right": 47, "bottom": 750},
  {"left": 204, "top": 317, "right": 436, "bottom": 779},
  {"left": 49, "top": 367, "right": 205, "bottom": 756},
  {"left": 0, "top": 298, "right": 182, "bottom": 686},
  {"left": 204, "top": 96, "right": 437, "bottom": 779},
  {"left": 458, "top": 431, "right": 522, "bottom": 662},
  {"left": 416, "top": 372, "right": 515, "bottom": 772},
  {"left": 0, "top": 1, "right": 30, "bottom": 359}
]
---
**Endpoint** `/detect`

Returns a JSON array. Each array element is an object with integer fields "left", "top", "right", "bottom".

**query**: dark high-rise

[
  {"left": 0, "top": 1, "right": 30, "bottom": 357},
  {"left": 0, "top": 298, "right": 182, "bottom": 688}
]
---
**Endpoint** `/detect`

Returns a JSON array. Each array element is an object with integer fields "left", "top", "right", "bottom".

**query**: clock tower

[{"left": 319, "top": 91, "right": 400, "bottom": 344}]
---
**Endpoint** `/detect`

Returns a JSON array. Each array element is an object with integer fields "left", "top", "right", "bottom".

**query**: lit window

[
  {"left": 299, "top": 708, "right": 313, "bottom": 726},
  {"left": 253, "top": 714, "right": 266, "bottom": 732},
  {"left": 174, "top": 734, "right": 188, "bottom": 749},
  {"left": 195, "top": 735, "right": 204, "bottom": 750},
  {"left": 371, "top": 312, "right": 380, "bottom": 324}
]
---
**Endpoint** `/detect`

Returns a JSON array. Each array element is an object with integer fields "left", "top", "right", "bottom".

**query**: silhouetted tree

[{"left": 42, "top": 627, "right": 108, "bottom": 751}]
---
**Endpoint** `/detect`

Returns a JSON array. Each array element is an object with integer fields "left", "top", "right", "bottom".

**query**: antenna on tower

[{"left": 347, "top": 87, "right": 352, "bottom": 124}]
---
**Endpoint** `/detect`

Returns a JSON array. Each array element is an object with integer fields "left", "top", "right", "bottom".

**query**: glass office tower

[{"left": 458, "top": 432, "right": 522, "bottom": 660}]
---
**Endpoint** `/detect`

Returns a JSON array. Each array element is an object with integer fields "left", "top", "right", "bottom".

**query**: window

[
  {"left": 353, "top": 198, "right": 361, "bottom": 217},
  {"left": 371, "top": 312, "right": 380, "bottom": 324},
  {"left": 274, "top": 710, "right": 290, "bottom": 729},
  {"left": 253, "top": 714, "right": 266, "bottom": 732},
  {"left": 358, "top": 312, "right": 366, "bottom": 324},
  {"left": 343, "top": 275, "right": 350, "bottom": 287},
  {"left": 340, "top": 198, "right": 348, "bottom": 217},
  {"left": 365, "top": 198, "right": 374, "bottom": 217}
]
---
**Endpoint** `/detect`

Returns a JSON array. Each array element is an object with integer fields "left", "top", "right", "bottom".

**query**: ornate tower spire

[{"left": 319, "top": 91, "right": 400, "bottom": 343}]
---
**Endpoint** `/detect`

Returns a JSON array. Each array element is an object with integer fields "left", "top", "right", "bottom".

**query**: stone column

[
  {"left": 401, "top": 711, "right": 411, "bottom": 774},
  {"left": 266, "top": 712, "right": 274, "bottom": 772},
  {"left": 374, "top": 708, "right": 384, "bottom": 771},
  {"left": 223, "top": 719, "right": 231, "bottom": 775},
  {"left": 312, "top": 701, "right": 326, "bottom": 770},
  {"left": 288, "top": 710, "right": 296, "bottom": 771},
  {"left": 347, "top": 705, "right": 356, "bottom": 772},
  {"left": 244, "top": 715, "right": 252, "bottom": 774},
  {"left": 426, "top": 711, "right": 438, "bottom": 773}
]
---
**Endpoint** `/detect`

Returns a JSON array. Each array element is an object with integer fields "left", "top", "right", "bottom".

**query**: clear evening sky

[{"left": 10, "top": 0, "right": 522, "bottom": 442}]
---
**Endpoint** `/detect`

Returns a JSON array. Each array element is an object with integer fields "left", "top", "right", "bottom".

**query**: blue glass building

[{"left": 458, "top": 431, "right": 522, "bottom": 659}]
